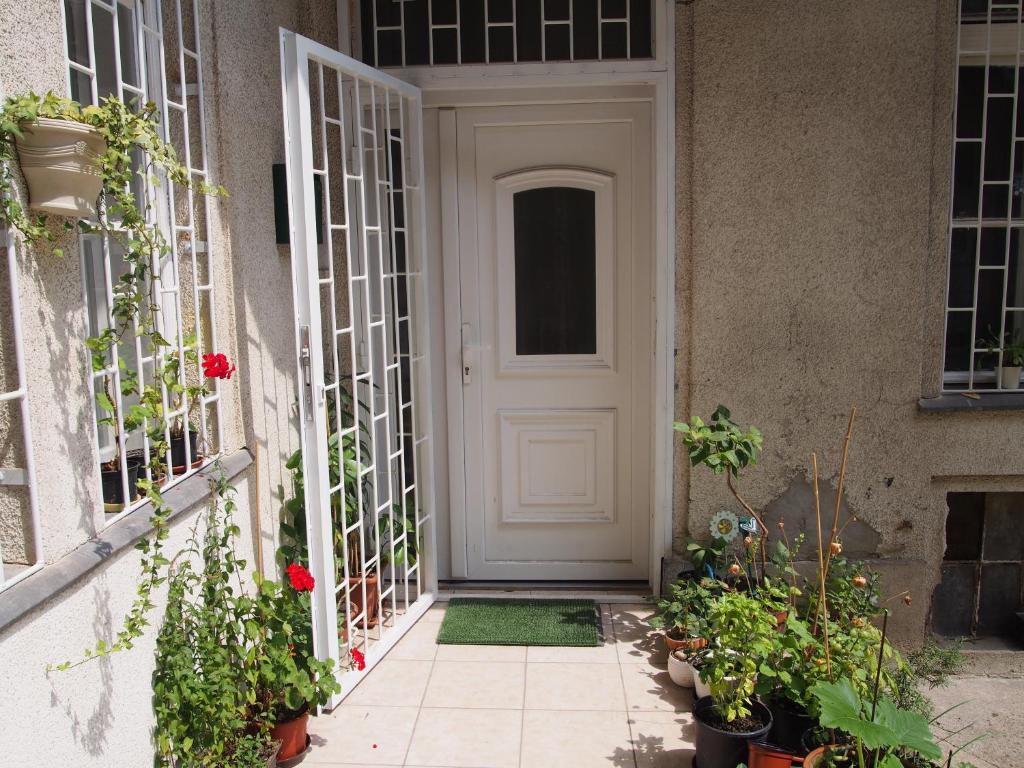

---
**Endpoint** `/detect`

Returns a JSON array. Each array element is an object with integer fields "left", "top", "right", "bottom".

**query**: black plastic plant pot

[
  {"left": 693, "top": 695, "right": 772, "bottom": 768},
  {"left": 768, "top": 698, "right": 815, "bottom": 754},
  {"left": 101, "top": 457, "right": 143, "bottom": 507},
  {"left": 170, "top": 430, "right": 199, "bottom": 469}
]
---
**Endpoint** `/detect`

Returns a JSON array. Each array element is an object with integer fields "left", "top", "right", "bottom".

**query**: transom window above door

[{"left": 359, "top": 0, "right": 654, "bottom": 68}]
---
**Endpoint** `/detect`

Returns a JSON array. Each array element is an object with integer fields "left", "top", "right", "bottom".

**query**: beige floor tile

[
  {"left": 420, "top": 603, "right": 448, "bottom": 623},
  {"left": 628, "top": 711, "right": 697, "bottom": 768},
  {"left": 306, "top": 705, "right": 418, "bottom": 765},
  {"left": 611, "top": 605, "right": 666, "bottom": 665},
  {"left": 524, "top": 661, "right": 626, "bottom": 711},
  {"left": 526, "top": 636, "right": 617, "bottom": 663},
  {"left": 520, "top": 709, "right": 634, "bottom": 768},
  {"left": 405, "top": 707, "right": 522, "bottom": 768},
  {"left": 435, "top": 643, "right": 528, "bottom": 662},
  {"left": 387, "top": 620, "right": 440, "bottom": 661},
  {"left": 422, "top": 660, "right": 526, "bottom": 709},
  {"left": 621, "top": 664, "right": 694, "bottom": 713},
  {"left": 343, "top": 659, "right": 434, "bottom": 708}
]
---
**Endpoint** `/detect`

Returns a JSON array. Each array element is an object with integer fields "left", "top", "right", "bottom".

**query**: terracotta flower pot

[
  {"left": 664, "top": 630, "right": 707, "bottom": 653},
  {"left": 343, "top": 574, "right": 380, "bottom": 628},
  {"left": 773, "top": 609, "right": 789, "bottom": 629},
  {"left": 15, "top": 117, "right": 106, "bottom": 217},
  {"left": 748, "top": 740, "right": 797, "bottom": 768},
  {"left": 270, "top": 710, "right": 309, "bottom": 761},
  {"left": 803, "top": 746, "right": 829, "bottom": 768}
]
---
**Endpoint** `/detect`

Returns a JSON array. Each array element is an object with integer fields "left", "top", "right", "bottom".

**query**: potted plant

[
  {"left": 649, "top": 575, "right": 716, "bottom": 655},
  {"left": 95, "top": 371, "right": 142, "bottom": 511},
  {"left": 251, "top": 563, "right": 342, "bottom": 761},
  {"left": 804, "top": 678, "right": 943, "bottom": 768},
  {"left": 1, "top": 92, "right": 106, "bottom": 217},
  {"left": 693, "top": 590, "right": 776, "bottom": 768},
  {"left": 977, "top": 329, "right": 1024, "bottom": 390}
]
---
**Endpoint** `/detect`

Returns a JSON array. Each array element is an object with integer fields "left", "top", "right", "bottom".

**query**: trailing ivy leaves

[
  {"left": 3, "top": 90, "right": 226, "bottom": 672},
  {"left": 811, "top": 678, "right": 943, "bottom": 766}
]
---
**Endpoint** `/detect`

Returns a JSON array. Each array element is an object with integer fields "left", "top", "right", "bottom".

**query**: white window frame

[
  {"left": 944, "top": 2, "right": 1024, "bottom": 393},
  {"left": 61, "top": 0, "right": 223, "bottom": 524},
  {"left": 0, "top": 224, "right": 44, "bottom": 593},
  {"left": 356, "top": 0, "right": 667, "bottom": 76}
]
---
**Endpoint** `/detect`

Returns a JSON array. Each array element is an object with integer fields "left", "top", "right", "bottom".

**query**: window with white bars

[
  {"left": 359, "top": 0, "right": 654, "bottom": 68},
  {"left": 0, "top": 226, "right": 43, "bottom": 593},
  {"left": 945, "top": 0, "right": 1024, "bottom": 392},
  {"left": 63, "top": 0, "right": 222, "bottom": 518}
]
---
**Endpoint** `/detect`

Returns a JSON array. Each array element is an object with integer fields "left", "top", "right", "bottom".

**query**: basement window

[{"left": 932, "top": 491, "right": 1024, "bottom": 642}]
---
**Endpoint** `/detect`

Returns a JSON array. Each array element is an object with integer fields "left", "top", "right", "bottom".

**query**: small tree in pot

[{"left": 693, "top": 590, "right": 777, "bottom": 768}]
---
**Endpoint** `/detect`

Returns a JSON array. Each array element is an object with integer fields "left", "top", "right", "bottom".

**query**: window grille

[
  {"left": 945, "top": 0, "right": 1024, "bottom": 392},
  {"left": 63, "top": 0, "right": 222, "bottom": 519},
  {"left": 0, "top": 226, "right": 43, "bottom": 592},
  {"left": 359, "top": 0, "right": 654, "bottom": 68}
]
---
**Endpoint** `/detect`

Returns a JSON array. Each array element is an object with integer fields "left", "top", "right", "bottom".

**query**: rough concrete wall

[{"left": 674, "top": 0, "right": 1024, "bottom": 643}]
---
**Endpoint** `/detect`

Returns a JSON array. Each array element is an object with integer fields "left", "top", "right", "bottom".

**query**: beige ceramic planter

[
  {"left": 1000, "top": 365, "right": 1022, "bottom": 390},
  {"left": 15, "top": 117, "right": 105, "bottom": 217}
]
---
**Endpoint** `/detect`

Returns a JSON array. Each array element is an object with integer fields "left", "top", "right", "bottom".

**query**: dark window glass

[
  {"left": 958, "top": 67, "right": 985, "bottom": 139},
  {"left": 573, "top": 0, "right": 599, "bottom": 60},
  {"left": 944, "top": 492, "right": 986, "bottom": 561},
  {"left": 985, "top": 97, "right": 1014, "bottom": 181},
  {"left": 404, "top": 0, "right": 430, "bottom": 66},
  {"left": 953, "top": 141, "right": 981, "bottom": 218},
  {"left": 516, "top": 0, "right": 542, "bottom": 62},
  {"left": 433, "top": 27, "right": 459, "bottom": 65},
  {"left": 601, "top": 20, "right": 628, "bottom": 59},
  {"left": 545, "top": 24, "right": 571, "bottom": 61},
  {"left": 460, "top": 0, "right": 486, "bottom": 63},
  {"left": 944, "top": 312, "right": 973, "bottom": 372},
  {"left": 489, "top": 25, "right": 515, "bottom": 63},
  {"left": 629, "top": 0, "right": 653, "bottom": 58},
  {"left": 980, "top": 226, "right": 1007, "bottom": 266},
  {"left": 949, "top": 228, "right": 978, "bottom": 308},
  {"left": 513, "top": 187, "right": 597, "bottom": 356}
]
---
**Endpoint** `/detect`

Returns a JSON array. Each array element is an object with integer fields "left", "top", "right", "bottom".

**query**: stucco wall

[
  {"left": 0, "top": 0, "right": 304, "bottom": 764},
  {"left": 673, "top": 0, "right": 1024, "bottom": 643}
]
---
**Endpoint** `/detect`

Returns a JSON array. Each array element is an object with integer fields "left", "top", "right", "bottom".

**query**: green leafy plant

[
  {"left": 152, "top": 472, "right": 340, "bottom": 768},
  {"left": 891, "top": 640, "right": 966, "bottom": 720},
  {"left": 649, "top": 576, "right": 719, "bottom": 640},
  {"left": 686, "top": 536, "right": 729, "bottom": 577},
  {"left": 976, "top": 328, "right": 1024, "bottom": 367},
  {"left": 701, "top": 590, "right": 777, "bottom": 722},
  {"left": 810, "top": 677, "right": 943, "bottom": 768}
]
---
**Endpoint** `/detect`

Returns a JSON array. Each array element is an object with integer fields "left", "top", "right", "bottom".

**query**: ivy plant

[{"left": 1, "top": 90, "right": 226, "bottom": 668}]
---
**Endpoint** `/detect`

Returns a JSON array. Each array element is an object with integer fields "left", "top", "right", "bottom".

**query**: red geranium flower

[
  {"left": 201, "top": 352, "right": 236, "bottom": 380},
  {"left": 286, "top": 563, "right": 315, "bottom": 592},
  {"left": 351, "top": 647, "right": 366, "bottom": 671}
]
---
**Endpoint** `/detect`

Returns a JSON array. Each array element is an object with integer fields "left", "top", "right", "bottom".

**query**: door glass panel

[{"left": 513, "top": 186, "right": 597, "bottom": 355}]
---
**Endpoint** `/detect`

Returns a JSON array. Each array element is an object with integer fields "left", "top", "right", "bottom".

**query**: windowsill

[
  {"left": 0, "top": 448, "right": 253, "bottom": 636},
  {"left": 918, "top": 393, "right": 1024, "bottom": 412}
]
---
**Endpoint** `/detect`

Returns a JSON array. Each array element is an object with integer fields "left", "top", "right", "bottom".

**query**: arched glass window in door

[{"left": 512, "top": 186, "right": 597, "bottom": 356}]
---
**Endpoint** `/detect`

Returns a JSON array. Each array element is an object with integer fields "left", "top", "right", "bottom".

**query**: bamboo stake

[
  {"left": 824, "top": 407, "right": 857, "bottom": 582},
  {"left": 813, "top": 452, "right": 832, "bottom": 676}
]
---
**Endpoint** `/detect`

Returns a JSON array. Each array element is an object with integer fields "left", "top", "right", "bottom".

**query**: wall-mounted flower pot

[
  {"left": 693, "top": 695, "right": 772, "bottom": 768},
  {"left": 748, "top": 740, "right": 797, "bottom": 768},
  {"left": 768, "top": 698, "right": 815, "bottom": 755},
  {"left": 667, "top": 649, "right": 695, "bottom": 687},
  {"left": 270, "top": 707, "right": 309, "bottom": 762},
  {"left": 15, "top": 118, "right": 106, "bottom": 217},
  {"left": 343, "top": 573, "right": 380, "bottom": 628},
  {"left": 101, "top": 457, "right": 143, "bottom": 512},
  {"left": 170, "top": 430, "right": 201, "bottom": 472},
  {"left": 1000, "top": 365, "right": 1022, "bottom": 390}
]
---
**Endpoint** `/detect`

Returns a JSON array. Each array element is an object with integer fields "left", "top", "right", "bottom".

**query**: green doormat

[{"left": 436, "top": 598, "right": 600, "bottom": 646}]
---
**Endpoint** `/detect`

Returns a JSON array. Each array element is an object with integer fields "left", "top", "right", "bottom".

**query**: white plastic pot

[
  {"left": 1000, "top": 365, "right": 1022, "bottom": 390},
  {"left": 667, "top": 650, "right": 695, "bottom": 687},
  {"left": 15, "top": 117, "right": 106, "bottom": 217},
  {"left": 694, "top": 667, "right": 711, "bottom": 699}
]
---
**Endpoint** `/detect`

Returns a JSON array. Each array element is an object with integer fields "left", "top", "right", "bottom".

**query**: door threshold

[{"left": 437, "top": 580, "right": 651, "bottom": 603}]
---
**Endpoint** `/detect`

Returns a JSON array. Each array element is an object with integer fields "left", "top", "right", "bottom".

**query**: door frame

[{"left": 405, "top": 11, "right": 676, "bottom": 592}]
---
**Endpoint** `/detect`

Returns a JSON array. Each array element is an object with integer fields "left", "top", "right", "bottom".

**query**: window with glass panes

[{"left": 945, "top": 0, "right": 1024, "bottom": 392}]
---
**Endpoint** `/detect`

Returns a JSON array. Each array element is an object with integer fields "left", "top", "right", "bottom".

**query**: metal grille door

[{"left": 280, "top": 31, "right": 437, "bottom": 706}]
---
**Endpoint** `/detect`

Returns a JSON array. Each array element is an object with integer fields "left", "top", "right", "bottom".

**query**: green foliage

[
  {"left": 977, "top": 328, "right": 1024, "bottom": 367},
  {"left": 701, "top": 590, "right": 777, "bottom": 721},
  {"left": 891, "top": 640, "right": 967, "bottom": 720},
  {"left": 152, "top": 473, "right": 340, "bottom": 767},
  {"left": 808, "top": 555, "right": 883, "bottom": 629},
  {"left": 811, "top": 678, "right": 942, "bottom": 767},
  {"left": 685, "top": 537, "right": 728, "bottom": 576},
  {"left": 649, "top": 576, "right": 719, "bottom": 638},
  {"left": 674, "top": 404, "right": 763, "bottom": 478}
]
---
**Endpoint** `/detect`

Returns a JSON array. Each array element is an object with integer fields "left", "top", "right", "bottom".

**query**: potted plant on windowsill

[
  {"left": 977, "top": 329, "right": 1024, "bottom": 390},
  {"left": 693, "top": 590, "right": 776, "bottom": 768}
]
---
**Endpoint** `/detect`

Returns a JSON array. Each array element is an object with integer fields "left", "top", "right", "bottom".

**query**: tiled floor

[{"left": 305, "top": 599, "right": 696, "bottom": 768}]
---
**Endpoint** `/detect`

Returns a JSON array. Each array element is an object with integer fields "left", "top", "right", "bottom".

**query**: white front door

[{"left": 456, "top": 101, "right": 653, "bottom": 580}]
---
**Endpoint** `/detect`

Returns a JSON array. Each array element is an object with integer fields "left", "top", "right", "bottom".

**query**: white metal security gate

[{"left": 280, "top": 30, "right": 436, "bottom": 706}]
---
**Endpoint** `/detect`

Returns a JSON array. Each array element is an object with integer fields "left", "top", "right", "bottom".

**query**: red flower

[
  {"left": 286, "top": 563, "right": 315, "bottom": 592},
  {"left": 201, "top": 352, "right": 236, "bottom": 380},
  {"left": 351, "top": 647, "right": 366, "bottom": 671}
]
